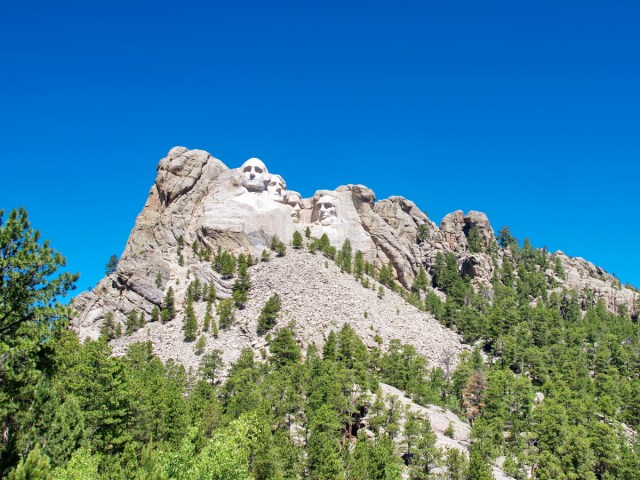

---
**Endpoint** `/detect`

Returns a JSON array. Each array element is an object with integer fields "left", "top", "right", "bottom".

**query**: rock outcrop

[{"left": 73, "top": 146, "right": 640, "bottom": 367}]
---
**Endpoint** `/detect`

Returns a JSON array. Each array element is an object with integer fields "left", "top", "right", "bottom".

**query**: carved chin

[
  {"left": 243, "top": 181, "right": 266, "bottom": 192},
  {"left": 320, "top": 216, "right": 337, "bottom": 226}
]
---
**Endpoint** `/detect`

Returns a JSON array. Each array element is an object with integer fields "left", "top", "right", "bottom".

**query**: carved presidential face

[
  {"left": 241, "top": 158, "right": 271, "bottom": 192},
  {"left": 267, "top": 175, "right": 286, "bottom": 202},
  {"left": 316, "top": 195, "right": 337, "bottom": 226},
  {"left": 286, "top": 191, "right": 302, "bottom": 222}
]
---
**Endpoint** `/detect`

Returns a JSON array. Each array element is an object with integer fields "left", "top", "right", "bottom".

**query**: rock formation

[{"left": 73, "top": 146, "right": 640, "bottom": 371}]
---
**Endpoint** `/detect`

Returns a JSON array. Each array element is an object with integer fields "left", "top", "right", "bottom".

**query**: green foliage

[
  {"left": 125, "top": 310, "right": 144, "bottom": 335},
  {"left": 213, "top": 247, "right": 236, "bottom": 278},
  {"left": 270, "top": 236, "right": 286, "bottom": 257},
  {"left": 232, "top": 255, "right": 251, "bottom": 308},
  {"left": 100, "top": 311, "right": 118, "bottom": 340},
  {"left": 261, "top": 249, "right": 270, "bottom": 262},
  {"left": 160, "top": 287, "right": 175, "bottom": 323},
  {"left": 150, "top": 306, "right": 160, "bottom": 323},
  {"left": 337, "top": 239, "right": 352, "bottom": 273},
  {"left": 0, "top": 208, "right": 78, "bottom": 472},
  {"left": 497, "top": 225, "right": 515, "bottom": 249},
  {"left": 257, "top": 293, "right": 281, "bottom": 335},
  {"left": 8, "top": 445, "right": 52, "bottom": 480},
  {"left": 305, "top": 226, "right": 312, "bottom": 239},
  {"left": 412, "top": 267, "right": 429, "bottom": 294},
  {"left": 309, "top": 233, "right": 336, "bottom": 259},
  {"left": 292, "top": 230, "right": 303, "bottom": 249},
  {"left": 269, "top": 326, "right": 301, "bottom": 367},
  {"left": 105, "top": 254, "right": 118, "bottom": 275},
  {"left": 466, "top": 225, "right": 483, "bottom": 253},
  {"left": 417, "top": 224, "right": 430, "bottom": 243},
  {"left": 378, "top": 263, "right": 395, "bottom": 289},
  {"left": 217, "top": 298, "right": 235, "bottom": 329},
  {"left": 183, "top": 297, "right": 198, "bottom": 342},
  {"left": 194, "top": 335, "right": 206, "bottom": 355},
  {"left": 199, "top": 349, "right": 224, "bottom": 385}
]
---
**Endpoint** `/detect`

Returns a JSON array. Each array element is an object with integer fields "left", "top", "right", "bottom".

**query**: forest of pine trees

[{"left": 2, "top": 209, "right": 640, "bottom": 478}]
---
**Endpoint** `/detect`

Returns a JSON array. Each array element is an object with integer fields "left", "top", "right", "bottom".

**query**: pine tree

[
  {"left": 125, "top": 310, "right": 140, "bottom": 335},
  {"left": 203, "top": 300, "right": 213, "bottom": 332},
  {"left": 257, "top": 293, "right": 281, "bottom": 335},
  {"left": 195, "top": 335, "right": 206, "bottom": 355},
  {"left": 466, "top": 226, "right": 483, "bottom": 253},
  {"left": 161, "top": 287, "right": 175, "bottom": 323},
  {"left": 270, "top": 326, "right": 301, "bottom": 367},
  {"left": 337, "top": 239, "right": 353, "bottom": 273},
  {"left": 105, "top": 255, "right": 118, "bottom": 275},
  {"left": 305, "top": 226, "right": 311, "bottom": 239},
  {"left": 217, "top": 298, "right": 235, "bottom": 329},
  {"left": 354, "top": 250, "right": 365, "bottom": 279},
  {"left": 150, "top": 305, "right": 160, "bottom": 323},
  {"left": 183, "top": 296, "right": 198, "bottom": 341},
  {"left": 409, "top": 415, "right": 440, "bottom": 479},
  {"left": 292, "top": 231, "right": 303, "bottom": 249},
  {"left": 8, "top": 445, "right": 52, "bottom": 480},
  {"left": 232, "top": 256, "right": 251, "bottom": 308},
  {"left": 100, "top": 312, "right": 117, "bottom": 340},
  {"left": 412, "top": 267, "right": 429, "bottom": 293}
]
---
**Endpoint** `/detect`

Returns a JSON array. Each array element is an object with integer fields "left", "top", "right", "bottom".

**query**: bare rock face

[{"left": 73, "top": 146, "right": 639, "bottom": 364}]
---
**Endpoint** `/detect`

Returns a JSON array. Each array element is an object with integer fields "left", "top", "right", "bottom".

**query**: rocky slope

[{"left": 73, "top": 146, "right": 639, "bottom": 361}]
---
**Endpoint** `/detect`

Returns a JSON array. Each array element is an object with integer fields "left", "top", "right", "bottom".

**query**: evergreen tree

[
  {"left": 125, "top": 310, "right": 140, "bottom": 335},
  {"left": 412, "top": 267, "right": 429, "bottom": 293},
  {"left": 292, "top": 230, "right": 303, "bottom": 249},
  {"left": 257, "top": 293, "right": 281, "bottom": 335},
  {"left": 271, "top": 236, "right": 286, "bottom": 257},
  {"left": 466, "top": 226, "right": 483, "bottom": 253},
  {"left": 161, "top": 287, "right": 175, "bottom": 323},
  {"left": 232, "top": 256, "right": 251, "bottom": 308},
  {"left": 354, "top": 250, "right": 365, "bottom": 279},
  {"left": 217, "top": 298, "right": 235, "bottom": 329},
  {"left": 183, "top": 296, "right": 198, "bottom": 341},
  {"left": 100, "top": 311, "right": 117, "bottom": 339},
  {"left": 195, "top": 335, "right": 206, "bottom": 355},
  {"left": 150, "top": 305, "right": 160, "bottom": 323},
  {"left": 497, "top": 226, "right": 515, "bottom": 249},
  {"left": 8, "top": 445, "right": 52, "bottom": 480},
  {"left": 0, "top": 208, "right": 77, "bottom": 473},
  {"left": 270, "top": 326, "right": 301, "bottom": 367},
  {"left": 337, "top": 239, "right": 353, "bottom": 273},
  {"left": 203, "top": 299, "right": 213, "bottom": 332},
  {"left": 105, "top": 254, "right": 118, "bottom": 275},
  {"left": 305, "top": 226, "right": 312, "bottom": 239},
  {"left": 408, "top": 415, "right": 440, "bottom": 479}
]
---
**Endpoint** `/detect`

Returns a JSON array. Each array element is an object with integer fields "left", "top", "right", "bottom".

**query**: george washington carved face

[{"left": 241, "top": 158, "right": 271, "bottom": 192}]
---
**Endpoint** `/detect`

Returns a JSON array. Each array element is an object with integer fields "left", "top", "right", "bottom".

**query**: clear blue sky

[{"left": 1, "top": 1, "right": 638, "bottom": 295}]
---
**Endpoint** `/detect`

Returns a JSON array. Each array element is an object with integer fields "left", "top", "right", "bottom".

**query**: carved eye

[
  {"left": 254, "top": 167, "right": 263, "bottom": 174},
  {"left": 243, "top": 166, "right": 252, "bottom": 173},
  {"left": 324, "top": 203, "right": 333, "bottom": 209}
]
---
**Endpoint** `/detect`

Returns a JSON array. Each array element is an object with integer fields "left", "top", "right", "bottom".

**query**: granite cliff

[{"left": 73, "top": 146, "right": 639, "bottom": 370}]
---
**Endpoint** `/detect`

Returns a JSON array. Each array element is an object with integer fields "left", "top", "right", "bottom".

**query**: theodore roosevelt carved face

[
  {"left": 285, "top": 191, "right": 302, "bottom": 223},
  {"left": 241, "top": 158, "right": 271, "bottom": 192}
]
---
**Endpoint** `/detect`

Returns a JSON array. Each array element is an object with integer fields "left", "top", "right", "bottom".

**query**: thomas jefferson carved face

[
  {"left": 316, "top": 195, "right": 337, "bottom": 226},
  {"left": 268, "top": 175, "right": 286, "bottom": 202},
  {"left": 241, "top": 158, "right": 271, "bottom": 192}
]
